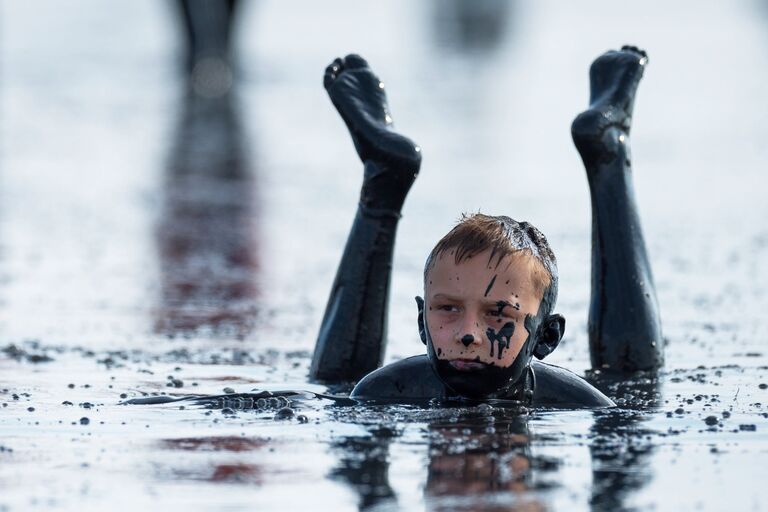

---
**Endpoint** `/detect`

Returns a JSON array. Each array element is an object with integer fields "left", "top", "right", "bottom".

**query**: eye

[
  {"left": 485, "top": 308, "right": 514, "bottom": 320},
  {"left": 436, "top": 304, "right": 460, "bottom": 313}
]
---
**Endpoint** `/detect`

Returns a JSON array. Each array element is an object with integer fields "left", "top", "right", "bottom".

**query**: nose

[{"left": 456, "top": 313, "right": 483, "bottom": 347}]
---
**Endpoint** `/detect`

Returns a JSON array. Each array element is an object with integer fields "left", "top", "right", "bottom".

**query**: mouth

[{"left": 447, "top": 359, "right": 487, "bottom": 372}]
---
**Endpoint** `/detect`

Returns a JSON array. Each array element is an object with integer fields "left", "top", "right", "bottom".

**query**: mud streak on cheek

[{"left": 485, "top": 322, "right": 515, "bottom": 359}]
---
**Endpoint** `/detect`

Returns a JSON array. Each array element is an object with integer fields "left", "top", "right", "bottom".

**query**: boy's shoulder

[
  {"left": 530, "top": 360, "right": 614, "bottom": 408},
  {"left": 350, "top": 355, "right": 445, "bottom": 400}
]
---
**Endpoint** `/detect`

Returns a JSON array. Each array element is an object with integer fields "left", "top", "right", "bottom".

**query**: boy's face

[{"left": 424, "top": 250, "right": 544, "bottom": 380}]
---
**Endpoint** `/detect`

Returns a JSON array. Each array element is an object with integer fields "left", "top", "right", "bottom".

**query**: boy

[{"left": 310, "top": 47, "right": 662, "bottom": 407}]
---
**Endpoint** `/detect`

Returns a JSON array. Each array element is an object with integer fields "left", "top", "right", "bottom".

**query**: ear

[
  {"left": 415, "top": 296, "right": 427, "bottom": 345},
  {"left": 533, "top": 314, "right": 565, "bottom": 360}
]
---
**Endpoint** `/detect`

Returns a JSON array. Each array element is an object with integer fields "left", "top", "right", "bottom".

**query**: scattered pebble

[
  {"left": 79, "top": 417, "right": 90, "bottom": 425},
  {"left": 704, "top": 416, "right": 719, "bottom": 426}
]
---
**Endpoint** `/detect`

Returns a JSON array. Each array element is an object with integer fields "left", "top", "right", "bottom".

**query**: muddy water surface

[{"left": 1, "top": 1, "right": 767, "bottom": 511}]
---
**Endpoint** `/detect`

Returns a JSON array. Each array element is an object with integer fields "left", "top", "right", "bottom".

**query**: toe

[
  {"left": 323, "top": 58, "right": 344, "bottom": 89},
  {"left": 621, "top": 44, "right": 648, "bottom": 60},
  {"left": 323, "top": 69, "right": 335, "bottom": 89},
  {"left": 343, "top": 54, "right": 369, "bottom": 69}
]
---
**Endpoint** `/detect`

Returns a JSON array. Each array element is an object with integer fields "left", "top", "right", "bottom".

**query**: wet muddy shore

[{"left": 1, "top": 1, "right": 767, "bottom": 510}]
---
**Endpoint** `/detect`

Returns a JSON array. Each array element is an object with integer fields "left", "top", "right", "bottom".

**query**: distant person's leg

[
  {"left": 310, "top": 55, "right": 421, "bottom": 383},
  {"left": 177, "top": 0, "right": 239, "bottom": 97},
  {"left": 571, "top": 46, "right": 663, "bottom": 372}
]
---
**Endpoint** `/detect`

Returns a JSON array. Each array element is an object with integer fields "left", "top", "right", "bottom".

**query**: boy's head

[{"left": 416, "top": 214, "right": 565, "bottom": 399}]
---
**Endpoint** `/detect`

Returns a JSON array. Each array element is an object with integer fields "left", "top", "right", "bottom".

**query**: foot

[
  {"left": 571, "top": 46, "right": 648, "bottom": 166},
  {"left": 325, "top": 54, "right": 421, "bottom": 212}
]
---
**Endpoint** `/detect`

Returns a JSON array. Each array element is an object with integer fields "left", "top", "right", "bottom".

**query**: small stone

[
  {"left": 80, "top": 417, "right": 90, "bottom": 425},
  {"left": 738, "top": 424, "right": 756, "bottom": 431},
  {"left": 221, "top": 408, "right": 235, "bottom": 415},
  {"left": 27, "top": 407, "right": 35, "bottom": 412},
  {"left": 223, "top": 387, "right": 235, "bottom": 394},
  {"left": 704, "top": 415, "right": 719, "bottom": 426},
  {"left": 296, "top": 414, "right": 309, "bottom": 424},
  {"left": 675, "top": 408, "right": 684, "bottom": 415},
  {"left": 759, "top": 383, "right": 767, "bottom": 390}
]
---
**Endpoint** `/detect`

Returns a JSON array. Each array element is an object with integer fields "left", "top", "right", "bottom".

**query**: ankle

[{"left": 359, "top": 160, "right": 417, "bottom": 213}]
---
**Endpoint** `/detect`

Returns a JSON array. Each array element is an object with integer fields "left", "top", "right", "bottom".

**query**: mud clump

[
  {"left": 166, "top": 378, "right": 184, "bottom": 388},
  {"left": 274, "top": 407, "right": 295, "bottom": 420},
  {"left": 1, "top": 343, "right": 54, "bottom": 363}
]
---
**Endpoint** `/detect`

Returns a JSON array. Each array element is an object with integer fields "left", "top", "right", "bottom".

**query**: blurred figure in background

[
  {"left": 154, "top": 0, "right": 258, "bottom": 339},
  {"left": 177, "top": 0, "right": 239, "bottom": 97}
]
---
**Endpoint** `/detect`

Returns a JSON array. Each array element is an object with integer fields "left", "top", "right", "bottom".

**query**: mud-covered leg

[
  {"left": 571, "top": 46, "right": 663, "bottom": 372},
  {"left": 310, "top": 55, "right": 421, "bottom": 383}
]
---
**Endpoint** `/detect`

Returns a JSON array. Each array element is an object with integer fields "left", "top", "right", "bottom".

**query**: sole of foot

[
  {"left": 571, "top": 45, "right": 648, "bottom": 165},
  {"left": 324, "top": 54, "right": 421, "bottom": 174}
]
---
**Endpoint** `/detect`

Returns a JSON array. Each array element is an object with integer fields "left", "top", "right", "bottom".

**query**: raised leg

[
  {"left": 309, "top": 55, "right": 421, "bottom": 383},
  {"left": 571, "top": 46, "right": 663, "bottom": 372}
]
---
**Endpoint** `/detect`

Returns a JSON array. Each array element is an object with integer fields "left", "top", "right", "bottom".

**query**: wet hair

[{"left": 424, "top": 213, "right": 559, "bottom": 315}]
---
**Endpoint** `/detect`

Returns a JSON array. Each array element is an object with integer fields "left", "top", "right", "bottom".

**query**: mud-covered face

[{"left": 423, "top": 250, "right": 545, "bottom": 398}]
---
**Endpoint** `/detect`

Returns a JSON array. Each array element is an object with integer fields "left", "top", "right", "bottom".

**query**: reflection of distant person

[{"left": 310, "top": 46, "right": 662, "bottom": 406}]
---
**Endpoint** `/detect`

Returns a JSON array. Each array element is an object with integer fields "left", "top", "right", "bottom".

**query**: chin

[{"left": 433, "top": 359, "right": 511, "bottom": 399}]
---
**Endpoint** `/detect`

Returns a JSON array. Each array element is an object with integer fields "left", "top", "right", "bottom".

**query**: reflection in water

[
  {"left": 329, "top": 408, "right": 552, "bottom": 512},
  {"left": 588, "top": 374, "right": 661, "bottom": 512},
  {"left": 155, "top": 85, "right": 258, "bottom": 338},
  {"left": 425, "top": 410, "right": 546, "bottom": 512},
  {"left": 330, "top": 426, "right": 398, "bottom": 511},
  {"left": 160, "top": 436, "right": 267, "bottom": 484},
  {"left": 431, "top": 0, "right": 514, "bottom": 54}
]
